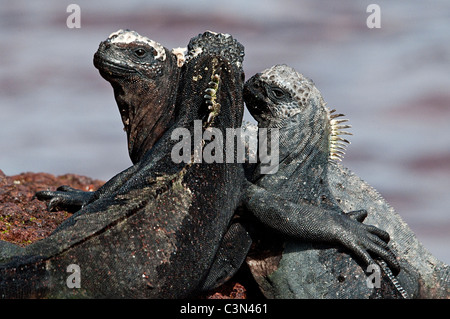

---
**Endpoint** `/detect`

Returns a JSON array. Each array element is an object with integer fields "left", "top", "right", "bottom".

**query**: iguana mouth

[
  {"left": 243, "top": 74, "right": 265, "bottom": 116},
  {"left": 93, "top": 53, "right": 137, "bottom": 78}
]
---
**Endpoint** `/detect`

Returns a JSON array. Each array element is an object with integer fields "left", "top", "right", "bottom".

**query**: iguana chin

[
  {"left": 0, "top": 31, "right": 251, "bottom": 298},
  {"left": 242, "top": 64, "right": 449, "bottom": 298}
]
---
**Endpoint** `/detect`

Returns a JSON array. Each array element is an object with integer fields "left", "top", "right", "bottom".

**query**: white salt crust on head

[
  {"left": 108, "top": 29, "right": 166, "bottom": 61},
  {"left": 171, "top": 47, "right": 188, "bottom": 67},
  {"left": 169, "top": 31, "right": 238, "bottom": 68}
]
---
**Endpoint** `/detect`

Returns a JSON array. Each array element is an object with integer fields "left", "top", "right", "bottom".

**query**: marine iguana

[
  {"left": 35, "top": 29, "right": 182, "bottom": 212},
  {"left": 11, "top": 32, "right": 445, "bottom": 298},
  {"left": 242, "top": 64, "right": 449, "bottom": 298},
  {"left": 33, "top": 32, "right": 409, "bottom": 298},
  {"left": 0, "top": 31, "right": 251, "bottom": 298}
]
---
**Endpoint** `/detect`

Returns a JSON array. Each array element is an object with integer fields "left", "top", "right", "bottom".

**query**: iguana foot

[
  {"left": 336, "top": 209, "right": 400, "bottom": 275},
  {"left": 35, "top": 186, "right": 94, "bottom": 212}
]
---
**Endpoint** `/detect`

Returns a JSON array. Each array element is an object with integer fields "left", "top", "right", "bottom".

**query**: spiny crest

[
  {"left": 203, "top": 58, "right": 222, "bottom": 126},
  {"left": 326, "top": 108, "right": 352, "bottom": 162},
  {"left": 204, "top": 73, "right": 221, "bottom": 125}
]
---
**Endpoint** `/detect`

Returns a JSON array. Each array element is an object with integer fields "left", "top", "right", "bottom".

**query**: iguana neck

[
  {"left": 256, "top": 112, "right": 336, "bottom": 208},
  {"left": 263, "top": 111, "right": 331, "bottom": 176},
  {"left": 113, "top": 79, "right": 178, "bottom": 164}
]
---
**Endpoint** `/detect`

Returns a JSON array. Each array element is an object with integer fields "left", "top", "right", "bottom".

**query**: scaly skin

[
  {"left": 243, "top": 65, "right": 399, "bottom": 272},
  {"left": 0, "top": 31, "right": 249, "bottom": 298},
  {"left": 35, "top": 29, "right": 182, "bottom": 212},
  {"left": 95, "top": 29, "right": 181, "bottom": 165},
  {"left": 242, "top": 64, "right": 449, "bottom": 298}
]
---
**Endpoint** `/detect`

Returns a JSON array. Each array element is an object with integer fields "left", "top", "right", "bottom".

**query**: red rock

[{"left": 0, "top": 170, "right": 104, "bottom": 246}]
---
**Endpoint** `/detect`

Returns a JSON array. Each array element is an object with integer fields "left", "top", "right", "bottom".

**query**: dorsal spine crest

[{"left": 327, "top": 108, "right": 352, "bottom": 162}]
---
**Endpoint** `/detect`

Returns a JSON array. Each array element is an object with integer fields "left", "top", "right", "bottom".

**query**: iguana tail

[{"left": 0, "top": 247, "right": 50, "bottom": 299}]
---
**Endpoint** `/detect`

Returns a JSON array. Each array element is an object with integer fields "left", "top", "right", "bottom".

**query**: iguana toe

[{"left": 35, "top": 188, "right": 93, "bottom": 212}]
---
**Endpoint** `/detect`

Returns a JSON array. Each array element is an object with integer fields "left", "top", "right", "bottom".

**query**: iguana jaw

[
  {"left": 243, "top": 73, "right": 276, "bottom": 125},
  {"left": 94, "top": 30, "right": 167, "bottom": 79}
]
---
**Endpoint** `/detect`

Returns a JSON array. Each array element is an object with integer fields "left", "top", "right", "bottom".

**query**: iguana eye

[
  {"left": 272, "top": 88, "right": 285, "bottom": 98},
  {"left": 269, "top": 86, "right": 288, "bottom": 100},
  {"left": 134, "top": 48, "right": 147, "bottom": 58}
]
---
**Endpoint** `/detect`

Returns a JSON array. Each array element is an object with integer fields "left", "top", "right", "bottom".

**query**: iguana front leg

[
  {"left": 36, "top": 163, "right": 141, "bottom": 212},
  {"left": 35, "top": 186, "right": 94, "bottom": 212},
  {"left": 244, "top": 183, "right": 400, "bottom": 274}
]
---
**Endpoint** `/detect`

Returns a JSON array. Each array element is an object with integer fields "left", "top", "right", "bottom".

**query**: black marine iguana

[
  {"left": 242, "top": 64, "right": 449, "bottom": 298},
  {"left": 35, "top": 29, "right": 183, "bottom": 212},
  {"left": 0, "top": 30, "right": 252, "bottom": 298}
]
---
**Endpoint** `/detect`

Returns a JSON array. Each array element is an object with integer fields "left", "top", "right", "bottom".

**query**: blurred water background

[{"left": 0, "top": 0, "right": 449, "bottom": 264}]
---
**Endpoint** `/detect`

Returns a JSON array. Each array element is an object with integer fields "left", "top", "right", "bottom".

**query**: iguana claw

[
  {"left": 35, "top": 186, "right": 93, "bottom": 212},
  {"left": 340, "top": 210, "right": 400, "bottom": 275}
]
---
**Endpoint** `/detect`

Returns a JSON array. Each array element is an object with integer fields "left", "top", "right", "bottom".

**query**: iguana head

[
  {"left": 244, "top": 64, "right": 351, "bottom": 162},
  {"left": 164, "top": 31, "right": 245, "bottom": 135},
  {"left": 94, "top": 29, "right": 180, "bottom": 164}
]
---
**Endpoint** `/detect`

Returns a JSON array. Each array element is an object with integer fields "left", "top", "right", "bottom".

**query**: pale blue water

[{"left": 1, "top": 0, "right": 449, "bottom": 264}]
